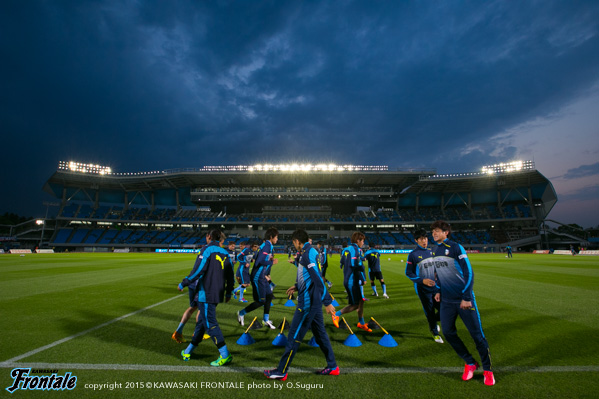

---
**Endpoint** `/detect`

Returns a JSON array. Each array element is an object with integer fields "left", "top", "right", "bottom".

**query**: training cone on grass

[
  {"left": 272, "top": 318, "right": 288, "bottom": 347},
  {"left": 371, "top": 317, "right": 398, "bottom": 348},
  {"left": 237, "top": 317, "right": 257, "bottom": 345},
  {"left": 284, "top": 295, "right": 295, "bottom": 307},
  {"left": 341, "top": 317, "right": 362, "bottom": 347},
  {"left": 330, "top": 294, "right": 340, "bottom": 307},
  {"left": 307, "top": 336, "right": 320, "bottom": 347}
]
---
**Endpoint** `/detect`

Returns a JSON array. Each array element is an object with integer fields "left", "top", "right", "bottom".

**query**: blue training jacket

[
  {"left": 340, "top": 243, "right": 366, "bottom": 287},
  {"left": 180, "top": 241, "right": 234, "bottom": 304},
  {"left": 405, "top": 245, "right": 438, "bottom": 293},
  {"left": 432, "top": 238, "right": 474, "bottom": 303},
  {"left": 293, "top": 242, "right": 332, "bottom": 310},
  {"left": 363, "top": 248, "right": 382, "bottom": 273}
]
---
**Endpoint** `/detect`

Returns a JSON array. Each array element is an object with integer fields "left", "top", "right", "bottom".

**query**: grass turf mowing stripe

[
  {"left": 1, "top": 294, "right": 183, "bottom": 364},
  {"left": 1, "top": 362, "right": 599, "bottom": 374}
]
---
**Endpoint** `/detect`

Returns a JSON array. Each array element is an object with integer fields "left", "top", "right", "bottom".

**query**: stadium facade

[{"left": 18, "top": 159, "right": 587, "bottom": 253}]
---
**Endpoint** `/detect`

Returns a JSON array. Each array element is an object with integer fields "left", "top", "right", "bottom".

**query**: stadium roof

[{"left": 44, "top": 163, "right": 437, "bottom": 193}]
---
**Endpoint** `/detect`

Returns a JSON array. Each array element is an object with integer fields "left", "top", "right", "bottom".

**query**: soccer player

[
  {"left": 237, "top": 228, "right": 279, "bottom": 329},
  {"left": 315, "top": 241, "right": 332, "bottom": 289},
  {"left": 430, "top": 220, "right": 495, "bottom": 386},
  {"left": 264, "top": 229, "right": 339, "bottom": 380},
  {"left": 171, "top": 235, "right": 208, "bottom": 343},
  {"left": 363, "top": 245, "right": 388, "bottom": 298},
  {"left": 506, "top": 245, "right": 513, "bottom": 258},
  {"left": 179, "top": 229, "right": 235, "bottom": 366},
  {"left": 405, "top": 229, "right": 442, "bottom": 343},
  {"left": 331, "top": 232, "right": 372, "bottom": 332},
  {"left": 233, "top": 241, "right": 252, "bottom": 302}
]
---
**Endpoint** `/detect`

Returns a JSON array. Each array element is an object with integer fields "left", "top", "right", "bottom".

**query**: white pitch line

[
  {"left": 0, "top": 295, "right": 183, "bottom": 365},
  {"left": 1, "top": 362, "right": 598, "bottom": 374}
]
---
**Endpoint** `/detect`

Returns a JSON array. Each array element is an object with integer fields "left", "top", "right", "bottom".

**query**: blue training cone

[
  {"left": 340, "top": 317, "right": 362, "bottom": 347},
  {"left": 307, "top": 336, "right": 319, "bottom": 347},
  {"left": 378, "top": 333, "right": 398, "bottom": 348},
  {"left": 272, "top": 317, "right": 288, "bottom": 347},
  {"left": 284, "top": 297, "right": 295, "bottom": 307},
  {"left": 272, "top": 333, "right": 287, "bottom": 347},
  {"left": 371, "top": 317, "right": 398, "bottom": 347},
  {"left": 236, "top": 333, "right": 255, "bottom": 345},
  {"left": 237, "top": 317, "right": 257, "bottom": 345},
  {"left": 343, "top": 333, "right": 362, "bottom": 347}
]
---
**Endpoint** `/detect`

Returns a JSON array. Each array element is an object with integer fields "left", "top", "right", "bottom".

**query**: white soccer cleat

[
  {"left": 433, "top": 335, "right": 444, "bottom": 343},
  {"left": 237, "top": 311, "right": 244, "bottom": 326},
  {"left": 263, "top": 320, "right": 276, "bottom": 329},
  {"left": 383, "top": 293, "right": 389, "bottom": 299}
]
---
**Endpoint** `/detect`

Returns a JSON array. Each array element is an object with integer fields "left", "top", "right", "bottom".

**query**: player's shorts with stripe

[{"left": 369, "top": 271, "right": 383, "bottom": 281}]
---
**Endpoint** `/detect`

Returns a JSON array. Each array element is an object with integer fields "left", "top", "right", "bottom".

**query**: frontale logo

[{"left": 6, "top": 368, "right": 77, "bottom": 393}]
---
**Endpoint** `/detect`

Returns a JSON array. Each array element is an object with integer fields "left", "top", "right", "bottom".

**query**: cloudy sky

[{"left": 1, "top": 0, "right": 598, "bottom": 227}]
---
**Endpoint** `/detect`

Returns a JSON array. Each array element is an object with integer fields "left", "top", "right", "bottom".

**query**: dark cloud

[
  {"left": 563, "top": 162, "right": 599, "bottom": 179},
  {"left": 559, "top": 185, "right": 599, "bottom": 202},
  {"left": 1, "top": 0, "right": 599, "bottom": 222}
]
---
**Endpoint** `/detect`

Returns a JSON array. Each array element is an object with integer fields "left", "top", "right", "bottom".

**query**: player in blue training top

[
  {"left": 315, "top": 241, "right": 332, "bottom": 289},
  {"left": 505, "top": 245, "right": 513, "bottom": 258},
  {"left": 178, "top": 229, "right": 235, "bottom": 367},
  {"left": 430, "top": 220, "right": 495, "bottom": 386},
  {"left": 171, "top": 237, "right": 208, "bottom": 343},
  {"left": 264, "top": 229, "right": 339, "bottom": 380},
  {"left": 237, "top": 228, "right": 279, "bottom": 329},
  {"left": 363, "top": 246, "right": 389, "bottom": 299},
  {"left": 331, "top": 232, "right": 372, "bottom": 332},
  {"left": 233, "top": 241, "right": 253, "bottom": 302},
  {"left": 405, "top": 229, "right": 442, "bottom": 343}
]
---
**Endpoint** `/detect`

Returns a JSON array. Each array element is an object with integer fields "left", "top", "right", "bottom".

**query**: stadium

[
  {"left": 4, "top": 159, "right": 593, "bottom": 253},
  {"left": 1, "top": 160, "right": 598, "bottom": 399}
]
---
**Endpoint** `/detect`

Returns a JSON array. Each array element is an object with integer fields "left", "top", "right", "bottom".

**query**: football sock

[
  {"left": 359, "top": 317, "right": 365, "bottom": 325},
  {"left": 239, "top": 309, "right": 247, "bottom": 316},
  {"left": 176, "top": 322, "right": 185, "bottom": 334},
  {"left": 218, "top": 345, "right": 230, "bottom": 358},
  {"left": 382, "top": 283, "right": 387, "bottom": 294},
  {"left": 371, "top": 284, "right": 378, "bottom": 295},
  {"left": 264, "top": 314, "right": 270, "bottom": 322},
  {"left": 184, "top": 343, "right": 197, "bottom": 355},
  {"left": 335, "top": 310, "right": 342, "bottom": 317},
  {"left": 240, "top": 287, "right": 245, "bottom": 298}
]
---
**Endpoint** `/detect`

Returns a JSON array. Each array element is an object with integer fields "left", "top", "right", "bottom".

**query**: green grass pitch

[{"left": 1, "top": 252, "right": 598, "bottom": 398}]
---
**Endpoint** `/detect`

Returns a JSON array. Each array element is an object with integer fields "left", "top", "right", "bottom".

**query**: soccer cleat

[
  {"left": 332, "top": 315, "right": 340, "bottom": 328},
  {"left": 181, "top": 350, "right": 190, "bottom": 362},
  {"left": 327, "top": 281, "right": 333, "bottom": 289},
  {"left": 383, "top": 293, "right": 389, "bottom": 299},
  {"left": 433, "top": 335, "right": 444, "bottom": 343},
  {"left": 237, "top": 310, "right": 245, "bottom": 326},
  {"left": 172, "top": 331, "right": 186, "bottom": 343},
  {"left": 263, "top": 320, "right": 276, "bottom": 329},
  {"left": 371, "top": 292, "right": 378, "bottom": 296},
  {"left": 233, "top": 292, "right": 238, "bottom": 300},
  {"left": 318, "top": 366, "right": 340, "bottom": 375},
  {"left": 239, "top": 298, "right": 248, "bottom": 303},
  {"left": 357, "top": 323, "right": 372, "bottom": 332},
  {"left": 210, "top": 354, "right": 232, "bottom": 367},
  {"left": 264, "top": 369, "right": 287, "bottom": 380},
  {"left": 483, "top": 370, "right": 495, "bottom": 386},
  {"left": 462, "top": 362, "right": 479, "bottom": 381},
  {"left": 363, "top": 297, "right": 370, "bottom": 301}
]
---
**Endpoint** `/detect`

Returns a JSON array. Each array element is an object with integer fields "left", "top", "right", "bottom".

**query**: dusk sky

[{"left": 1, "top": 1, "right": 598, "bottom": 227}]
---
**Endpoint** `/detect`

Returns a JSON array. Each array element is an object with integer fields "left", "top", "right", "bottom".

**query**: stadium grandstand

[{"left": 3, "top": 160, "right": 594, "bottom": 253}]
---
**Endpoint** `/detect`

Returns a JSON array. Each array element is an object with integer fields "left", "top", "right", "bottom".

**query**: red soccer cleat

[
  {"left": 332, "top": 315, "right": 340, "bottom": 328},
  {"left": 483, "top": 370, "right": 495, "bottom": 386},
  {"left": 318, "top": 366, "right": 340, "bottom": 375},
  {"left": 462, "top": 362, "right": 479, "bottom": 381}
]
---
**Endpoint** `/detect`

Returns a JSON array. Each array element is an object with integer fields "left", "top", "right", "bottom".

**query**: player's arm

[
  {"left": 404, "top": 253, "right": 422, "bottom": 283},
  {"left": 456, "top": 244, "right": 474, "bottom": 302},
  {"left": 182, "top": 248, "right": 210, "bottom": 287}
]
